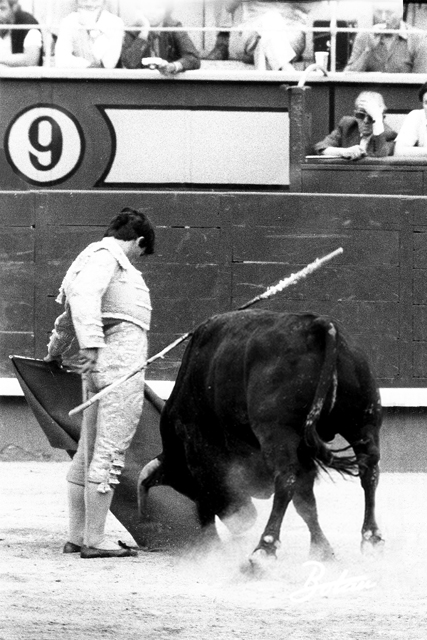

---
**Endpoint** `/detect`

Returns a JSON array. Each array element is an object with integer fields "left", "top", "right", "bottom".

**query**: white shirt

[
  {"left": 395, "top": 109, "right": 427, "bottom": 148},
  {"left": 55, "top": 10, "right": 124, "bottom": 69}
]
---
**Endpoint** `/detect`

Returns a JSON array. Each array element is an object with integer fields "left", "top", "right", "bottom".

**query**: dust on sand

[{"left": 1, "top": 462, "right": 426, "bottom": 640}]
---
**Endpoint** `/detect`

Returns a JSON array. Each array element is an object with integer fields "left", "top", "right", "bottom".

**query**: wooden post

[{"left": 284, "top": 85, "right": 312, "bottom": 193}]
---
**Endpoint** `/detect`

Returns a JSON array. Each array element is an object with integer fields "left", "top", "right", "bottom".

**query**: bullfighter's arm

[
  {"left": 46, "top": 305, "right": 78, "bottom": 360},
  {"left": 66, "top": 248, "right": 118, "bottom": 350}
]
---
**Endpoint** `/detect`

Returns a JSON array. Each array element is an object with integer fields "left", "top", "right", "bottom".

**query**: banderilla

[{"left": 69, "top": 247, "right": 343, "bottom": 416}]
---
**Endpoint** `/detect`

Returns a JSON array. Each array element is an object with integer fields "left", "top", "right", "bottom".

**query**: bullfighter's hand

[
  {"left": 44, "top": 353, "right": 61, "bottom": 364},
  {"left": 78, "top": 348, "right": 99, "bottom": 374},
  {"left": 340, "top": 145, "right": 366, "bottom": 160}
]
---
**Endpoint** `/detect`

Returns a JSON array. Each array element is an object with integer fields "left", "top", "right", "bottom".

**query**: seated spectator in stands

[
  {"left": 55, "top": 0, "right": 124, "bottom": 69},
  {"left": 394, "top": 83, "right": 427, "bottom": 157},
  {"left": 345, "top": 1, "right": 427, "bottom": 73},
  {"left": 0, "top": 0, "right": 42, "bottom": 66},
  {"left": 315, "top": 92, "right": 396, "bottom": 160},
  {"left": 121, "top": 0, "right": 200, "bottom": 74},
  {"left": 206, "top": 0, "right": 307, "bottom": 70}
]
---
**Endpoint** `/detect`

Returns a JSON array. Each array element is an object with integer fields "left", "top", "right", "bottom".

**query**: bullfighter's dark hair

[
  {"left": 104, "top": 207, "right": 155, "bottom": 255},
  {"left": 418, "top": 82, "right": 427, "bottom": 102}
]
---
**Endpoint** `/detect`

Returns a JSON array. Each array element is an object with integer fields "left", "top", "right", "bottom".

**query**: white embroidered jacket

[{"left": 47, "top": 237, "right": 151, "bottom": 357}]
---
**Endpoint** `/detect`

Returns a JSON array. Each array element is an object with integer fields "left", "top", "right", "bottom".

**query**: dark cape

[{"left": 10, "top": 356, "right": 200, "bottom": 548}]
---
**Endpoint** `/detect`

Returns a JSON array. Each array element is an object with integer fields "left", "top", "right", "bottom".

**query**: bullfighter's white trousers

[{"left": 67, "top": 321, "right": 147, "bottom": 493}]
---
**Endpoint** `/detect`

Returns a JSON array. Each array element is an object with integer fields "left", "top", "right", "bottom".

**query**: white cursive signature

[{"left": 289, "top": 561, "right": 376, "bottom": 603}]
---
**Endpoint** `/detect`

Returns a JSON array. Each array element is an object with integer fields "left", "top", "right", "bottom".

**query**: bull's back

[{"left": 164, "top": 310, "right": 331, "bottom": 432}]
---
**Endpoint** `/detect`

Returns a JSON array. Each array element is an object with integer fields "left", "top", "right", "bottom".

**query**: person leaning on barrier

[
  {"left": 55, "top": 0, "right": 124, "bottom": 69},
  {"left": 120, "top": 0, "right": 200, "bottom": 74},
  {"left": 314, "top": 92, "right": 397, "bottom": 160},
  {"left": 344, "top": 2, "right": 427, "bottom": 74},
  {"left": 44, "top": 208, "right": 155, "bottom": 559},
  {"left": 394, "top": 82, "right": 427, "bottom": 157},
  {"left": 206, "top": 0, "right": 307, "bottom": 70},
  {"left": 0, "top": 0, "right": 42, "bottom": 66}
]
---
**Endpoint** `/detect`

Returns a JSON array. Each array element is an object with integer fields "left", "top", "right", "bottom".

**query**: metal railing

[{"left": 1, "top": 16, "right": 424, "bottom": 72}]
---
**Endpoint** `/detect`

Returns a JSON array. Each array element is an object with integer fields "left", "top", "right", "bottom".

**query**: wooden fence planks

[
  {"left": 232, "top": 264, "right": 399, "bottom": 302},
  {"left": 1, "top": 190, "right": 427, "bottom": 385},
  {"left": 232, "top": 228, "right": 399, "bottom": 266},
  {"left": 0, "top": 195, "right": 35, "bottom": 376},
  {"left": 301, "top": 166, "right": 425, "bottom": 196}
]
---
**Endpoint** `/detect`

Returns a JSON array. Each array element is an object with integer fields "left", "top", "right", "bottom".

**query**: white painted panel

[
  {"left": 189, "top": 110, "right": 289, "bottom": 184},
  {"left": 103, "top": 108, "right": 289, "bottom": 185},
  {"left": 105, "top": 109, "right": 189, "bottom": 183}
]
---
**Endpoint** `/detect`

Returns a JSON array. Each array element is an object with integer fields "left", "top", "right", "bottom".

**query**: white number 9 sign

[{"left": 5, "top": 105, "right": 85, "bottom": 186}]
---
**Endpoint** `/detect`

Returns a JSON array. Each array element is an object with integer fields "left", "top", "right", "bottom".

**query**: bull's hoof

[
  {"left": 361, "top": 531, "right": 385, "bottom": 554},
  {"left": 309, "top": 542, "right": 336, "bottom": 562},
  {"left": 245, "top": 548, "right": 277, "bottom": 576}
]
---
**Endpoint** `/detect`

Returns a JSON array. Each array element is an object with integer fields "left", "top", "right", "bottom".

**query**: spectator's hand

[
  {"left": 78, "top": 348, "right": 99, "bottom": 374},
  {"left": 340, "top": 145, "right": 366, "bottom": 160},
  {"left": 356, "top": 95, "right": 384, "bottom": 125},
  {"left": 158, "top": 61, "right": 184, "bottom": 75},
  {"left": 133, "top": 13, "right": 151, "bottom": 41}
]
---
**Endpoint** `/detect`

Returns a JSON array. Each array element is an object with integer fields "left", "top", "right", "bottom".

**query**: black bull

[{"left": 139, "top": 310, "right": 383, "bottom": 565}]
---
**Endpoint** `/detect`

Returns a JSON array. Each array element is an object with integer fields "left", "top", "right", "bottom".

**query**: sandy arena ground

[{"left": 1, "top": 462, "right": 427, "bottom": 640}]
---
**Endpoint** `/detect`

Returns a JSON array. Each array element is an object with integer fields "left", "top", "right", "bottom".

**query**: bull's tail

[{"left": 303, "top": 318, "right": 358, "bottom": 476}]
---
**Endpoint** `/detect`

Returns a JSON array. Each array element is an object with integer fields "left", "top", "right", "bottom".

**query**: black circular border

[{"left": 4, "top": 103, "right": 86, "bottom": 187}]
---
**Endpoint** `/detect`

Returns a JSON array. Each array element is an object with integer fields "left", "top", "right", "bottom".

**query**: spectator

[
  {"left": 0, "top": 0, "right": 42, "bottom": 66},
  {"left": 55, "top": 0, "right": 124, "bottom": 69},
  {"left": 345, "top": 1, "right": 427, "bottom": 73},
  {"left": 121, "top": 0, "right": 200, "bottom": 74},
  {"left": 206, "top": 0, "right": 307, "bottom": 70},
  {"left": 394, "top": 83, "right": 427, "bottom": 156},
  {"left": 315, "top": 91, "right": 396, "bottom": 160}
]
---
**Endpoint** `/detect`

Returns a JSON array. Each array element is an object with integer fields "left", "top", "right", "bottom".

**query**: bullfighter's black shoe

[
  {"left": 63, "top": 541, "right": 82, "bottom": 554},
  {"left": 80, "top": 541, "right": 138, "bottom": 559}
]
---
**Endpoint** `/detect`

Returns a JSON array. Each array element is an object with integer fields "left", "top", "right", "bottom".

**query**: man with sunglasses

[{"left": 314, "top": 91, "right": 396, "bottom": 160}]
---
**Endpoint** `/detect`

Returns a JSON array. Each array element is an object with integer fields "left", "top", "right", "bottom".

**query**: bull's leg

[
  {"left": 194, "top": 501, "right": 222, "bottom": 546},
  {"left": 346, "top": 429, "right": 384, "bottom": 550},
  {"left": 292, "top": 469, "right": 335, "bottom": 560},
  {"left": 249, "top": 466, "right": 298, "bottom": 566}
]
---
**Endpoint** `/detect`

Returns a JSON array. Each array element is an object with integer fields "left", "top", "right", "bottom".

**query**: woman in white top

[
  {"left": 394, "top": 82, "right": 427, "bottom": 156},
  {"left": 55, "top": 0, "right": 124, "bottom": 69}
]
